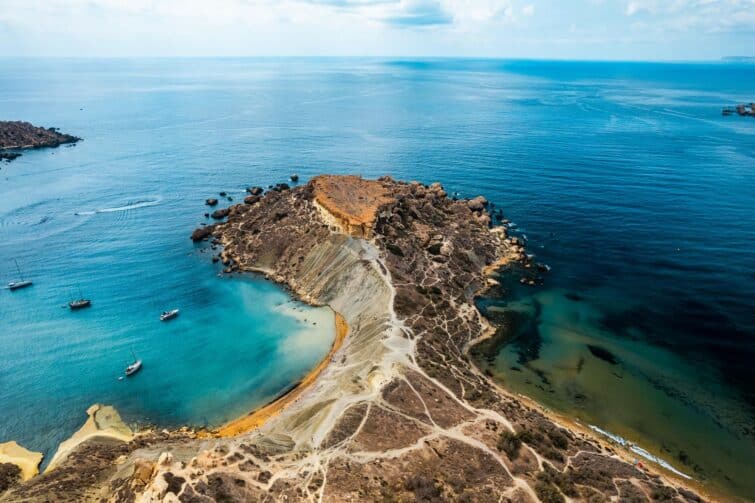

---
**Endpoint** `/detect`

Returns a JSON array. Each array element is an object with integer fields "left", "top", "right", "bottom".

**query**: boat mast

[{"left": 14, "top": 259, "right": 23, "bottom": 281}]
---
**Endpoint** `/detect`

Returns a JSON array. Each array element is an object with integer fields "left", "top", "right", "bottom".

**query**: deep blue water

[{"left": 0, "top": 58, "right": 753, "bottom": 497}]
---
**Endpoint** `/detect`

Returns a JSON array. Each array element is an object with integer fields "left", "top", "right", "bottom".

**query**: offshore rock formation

[
  {"left": 0, "top": 121, "right": 80, "bottom": 163},
  {"left": 1, "top": 175, "right": 706, "bottom": 502}
]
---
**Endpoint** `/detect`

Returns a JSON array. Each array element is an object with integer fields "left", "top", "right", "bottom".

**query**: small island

[
  {"left": 1, "top": 175, "right": 707, "bottom": 502},
  {"left": 0, "top": 121, "right": 80, "bottom": 163}
]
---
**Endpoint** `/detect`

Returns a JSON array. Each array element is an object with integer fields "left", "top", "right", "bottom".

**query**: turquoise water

[{"left": 0, "top": 59, "right": 753, "bottom": 497}]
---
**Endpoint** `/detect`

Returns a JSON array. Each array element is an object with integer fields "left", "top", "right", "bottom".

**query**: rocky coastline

[
  {"left": 1, "top": 175, "right": 709, "bottom": 502},
  {"left": 0, "top": 121, "right": 80, "bottom": 163}
]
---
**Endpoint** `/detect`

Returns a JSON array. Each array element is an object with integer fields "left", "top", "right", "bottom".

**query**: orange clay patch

[{"left": 311, "top": 175, "right": 394, "bottom": 237}]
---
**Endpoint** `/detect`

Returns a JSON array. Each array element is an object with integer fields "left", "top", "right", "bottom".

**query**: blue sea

[{"left": 0, "top": 58, "right": 753, "bottom": 499}]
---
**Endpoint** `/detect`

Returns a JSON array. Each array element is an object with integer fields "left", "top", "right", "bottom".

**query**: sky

[{"left": 2, "top": 0, "right": 754, "bottom": 60}]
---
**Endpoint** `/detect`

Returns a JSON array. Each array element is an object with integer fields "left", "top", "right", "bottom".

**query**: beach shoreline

[{"left": 216, "top": 310, "right": 349, "bottom": 437}]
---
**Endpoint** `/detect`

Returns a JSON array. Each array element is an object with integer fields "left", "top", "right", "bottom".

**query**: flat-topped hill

[{"left": 310, "top": 175, "right": 394, "bottom": 237}]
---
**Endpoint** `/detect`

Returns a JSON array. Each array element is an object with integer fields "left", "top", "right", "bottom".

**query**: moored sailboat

[
  {"left": 69, "top": 287, "right": 92, "bottom": 309},
  {"left": 125, "top": 350, "right": 142, "bottom": 377},
  {"left": 160, "top": 308, "right": 180, "bottom": 321},
  {"left": 8, "top": 259, "right": 32, "bottom": 291}
]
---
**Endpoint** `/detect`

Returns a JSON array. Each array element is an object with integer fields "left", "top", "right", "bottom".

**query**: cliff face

[{"left": 2, "top": 176, "right": 706, "bottom": 503}]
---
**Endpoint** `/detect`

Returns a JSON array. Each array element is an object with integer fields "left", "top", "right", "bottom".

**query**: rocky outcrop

[
  {"left": 0, "top": 152, "right": 21, "bottom": 163},
  {"left": 46, "top": 405, "right": 133, "bottom": 472},
  {"left": 2, "top": 176, "right": 707, "bottom": 503},
  {"left": 0, "top": 121, "right": 80, "bottom": 162},
  {"left": 0, "top": 443, "right": 42, "bottom": 482},
  {"left": 191, "top": 225, "right": 214, "bottom": 241},
  {"left": 0, "top": 464, "right": 21, "bottom": 495},
  {"left": 210, "top": 208, "right": 230, "bottom": 220},
  {"left": 310, "top": 174, "right": 393, "bottom": 237}
]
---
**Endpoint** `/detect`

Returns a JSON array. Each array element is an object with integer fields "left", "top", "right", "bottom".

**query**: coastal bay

[
  {"left": 4, "top": 174, "right": 708, "bottom": 501},
  {"left": 0, "top": 58, "right": 753, "bottom": 501}
]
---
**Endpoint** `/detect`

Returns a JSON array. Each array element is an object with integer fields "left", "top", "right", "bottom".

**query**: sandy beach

[{"left": 216, "top": 311, "right": 349, "bottom": 437}]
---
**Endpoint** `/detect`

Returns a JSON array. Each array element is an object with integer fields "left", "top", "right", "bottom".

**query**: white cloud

[{"left": 1, "top": 0, "right": 753, "bottom": 58}]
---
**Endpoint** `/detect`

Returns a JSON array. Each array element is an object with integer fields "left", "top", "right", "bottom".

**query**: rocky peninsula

[
  {"left": 1, "top": 175, "right": 707, "bottom": 502},
  {"left": 0, "top": 121, "right": 80, "bottom": 163}
]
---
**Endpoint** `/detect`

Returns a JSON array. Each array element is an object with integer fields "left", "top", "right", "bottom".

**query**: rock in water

[
  {"left": 211, "top": 208, "right": 230, "bottom": 219},
  {"left": 205, "top": 198, "right": 218, "bottom": 206},
  {"left": 467, "top": 195, "right": 488, "bottom": 212},
  {"left": 191, "top": 226, "right": 213, "bottom": 241}
]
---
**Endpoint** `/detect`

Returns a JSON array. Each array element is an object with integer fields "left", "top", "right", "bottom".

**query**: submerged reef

[{"left": 1, "top": 175, "right": 707, "bottom": 502}]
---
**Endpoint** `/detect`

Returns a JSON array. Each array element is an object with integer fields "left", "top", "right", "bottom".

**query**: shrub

[
  {"left": 405, "top": 475, "right": 442, "bottom": 501},
  {"left": 548, "top": 429, "right": 570, "bottom": 450},
  {"left": 497, "top": 430, "right": 523, "bottom": 459},
  {"left": 534, "top": 481, "right": 565, "bottom": 503},
  {"left": 0, "top": 463, "right": 21, "bottom": 493}
]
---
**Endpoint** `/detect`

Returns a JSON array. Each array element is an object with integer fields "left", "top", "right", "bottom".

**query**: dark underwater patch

[{"left": 586, "top": 344, "right": 619, "bottom": 365}]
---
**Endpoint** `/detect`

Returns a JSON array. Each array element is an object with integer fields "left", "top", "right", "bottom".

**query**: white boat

[
  {"left": 8, "top": 280, "right": 32, "bottom": 291},
  {"left": 160, "top": 309, "right": 180, "bottom": 321},
  {"left": 69, "top": 298, "right": 92, "bottom": 309},
  {"left": 69, "top": 289, "right": 91, "bottom": 309},
  {"left": 125, "top": 350, "right": 142, "bottom": 377},
  {"left": 8, "top": 259, "right": 32, "bottom": 290},
  {"left": 125, "top": 359, "right": 142, "bottom": 376}
]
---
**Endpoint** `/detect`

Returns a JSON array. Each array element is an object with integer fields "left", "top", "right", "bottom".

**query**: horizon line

[{"left": 0, "top": 55, "right": 749, "bottom": 64}]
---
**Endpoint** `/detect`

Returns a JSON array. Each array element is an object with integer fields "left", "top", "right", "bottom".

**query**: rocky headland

[
  {"left": 1, "top": 175, "right": 708, "bottom": 502},
  {"left": 0, "top": 121, "right": 80, "bottom": 163}
]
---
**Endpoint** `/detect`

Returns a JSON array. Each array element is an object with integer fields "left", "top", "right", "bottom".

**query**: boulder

[
  {"left": 244, "top": 195, "right": 261, "bottom": 205},
  {"left": 132, "top": 460, "right": 155, "bottom": 487},
  {"left": 427, "top": 243, "right": 443, "bottom": 255},
  {"left": 467, "top": 196, "right": 488, "bottom": 212},
  {"left": 271, "top": 183, "right": 290, "bottom": 192},
  {"left": 386, "top": 243, "right": 404, "bottom": 256},
  {"left": 290, "top": 174, "right": 299, "bottom": 182},
  {"left": 219, "top": 191, "right": 227, "bottom": 197},
  {"left": 247, "top": 186, "right": 263, "bottom": 196},
  {"left": 205, "top": 198, "right": 218, "bottom": 206},
  {"left": 211, "top": 208, "right": 230, "bottom": 219},
  {"left": 191, "top": 226, "right": 213, "bottom": 241}
]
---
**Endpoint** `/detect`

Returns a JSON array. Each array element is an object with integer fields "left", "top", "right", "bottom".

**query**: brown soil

[{"left": 311, "top": 175, "right": 394, "bottom": 236}]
